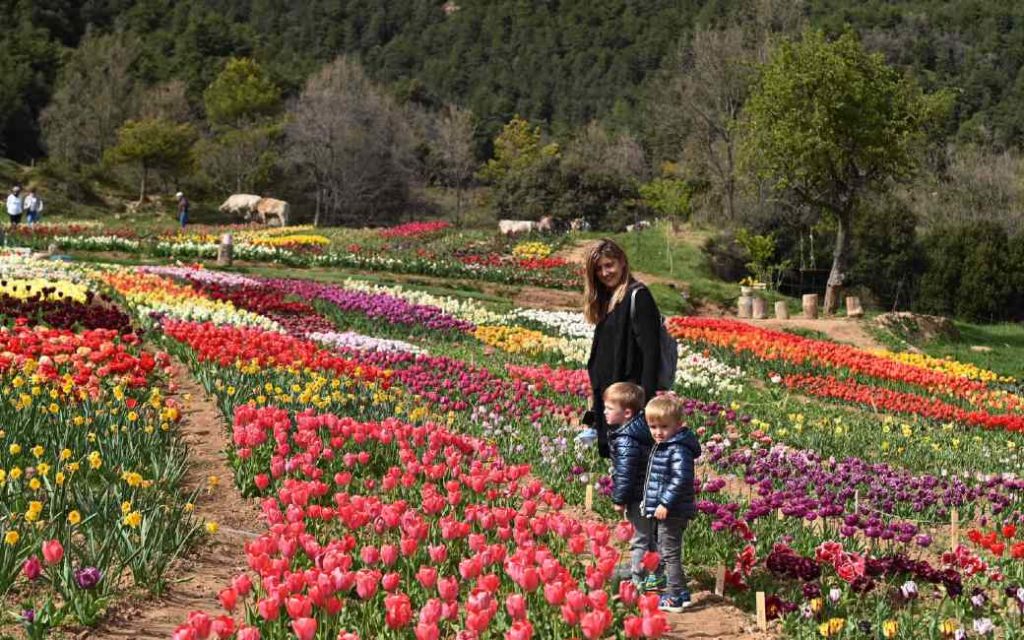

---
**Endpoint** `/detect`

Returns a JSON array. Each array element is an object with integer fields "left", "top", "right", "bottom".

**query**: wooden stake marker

[
  {"left": 714, "top": 565, "right": 726, "bottom": 597},
  {"left": 755, "top": 591, "right": 768, "bottom": 631},
  {"left": 854, "top": 490, "right": 859, "bottom": 512},
  {"left": 950, "top": 508, "right": 959, "bottom": 550},
  {"left": 584, "top": 484, "right": 594, "bottom": 512}
]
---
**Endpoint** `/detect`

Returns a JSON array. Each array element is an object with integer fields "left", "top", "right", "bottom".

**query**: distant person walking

[
  {"left": 175, "top": 191, "right": 189, "bottom": 229},
  {"left": 24, "top": 188, "right": 43, "bottom": 225},
  {"left": 6, "top": 185, "right": 23, "bottom": 225}
]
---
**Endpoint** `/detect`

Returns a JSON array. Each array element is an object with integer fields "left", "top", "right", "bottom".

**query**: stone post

[
  {"left": 737, "top": 295, "right": 753, "bottom": 319},
  {"left": 802, "top": 294, "right": 819, "bottom": 319},
  {"left": 845, "top": 296, "right": 864, "bottom": 318},
  {"left": 752, "top": 296, "right": 767, "bottom": 320},
  {"left": 775, "top": 301, "right": 789, "bottom": 320},
  {"left": 217, "top": 233, "right": 234, "bottom": 266}
]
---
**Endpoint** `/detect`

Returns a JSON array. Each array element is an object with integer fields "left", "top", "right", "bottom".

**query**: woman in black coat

[{"left": 583, "top": 239, "right": 664, "bottom": 458}]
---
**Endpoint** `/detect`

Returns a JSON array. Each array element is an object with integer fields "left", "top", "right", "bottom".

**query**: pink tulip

[
  {"left": 291, "top": 618, "right": 316, "bottom": 640},
  {"left": 186, "top": 611, "right": 211, "bottom": 639},
  {"left": 41, "top": 539, "right": 63, "bottom": 565},
  {"left": 22, "top": 556, "right": 41, "bottom": 581},
  {"left": 236, "top": 627, "right": 260, "bottom": 640}
]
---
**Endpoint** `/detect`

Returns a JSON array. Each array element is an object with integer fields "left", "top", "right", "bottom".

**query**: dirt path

[{"left": 87, "top": 360, "right": 261, "bottom": 640}]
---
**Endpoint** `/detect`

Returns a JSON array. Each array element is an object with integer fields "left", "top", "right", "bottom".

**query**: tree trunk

[
  {"left": 454, "top": 184, "right": 463, "bottom": 226},
  {"left": 137, "top": 164, "right": 148, "bottom": 205},
  {"left": 823, "top": 208, "right": 852, "bottom": 315},
  {"left": 314, "top": 187, "right": 321, "bottom": 228}
]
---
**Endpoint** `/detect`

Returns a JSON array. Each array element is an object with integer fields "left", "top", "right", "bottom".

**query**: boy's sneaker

[
  {"left": 643, "top": 573, "right": 667, "bottom": 592},
  {"left": 658, "top": 591, "right": 693, "bottom": 613},
  {"left": 574, "top": 427, "right": 598, "bottom": 445}
]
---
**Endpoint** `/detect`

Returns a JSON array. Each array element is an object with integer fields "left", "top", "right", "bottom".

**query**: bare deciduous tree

[
  {"left": 433, "top": 104, "right": 477, "bottom": 223},
  {"left": 563, "top": 121, "right": 648, "bottom": 181},
  {"left": 286, "top": 57, "right": 416, "bottom": 226},
  {"left": 647, "top": 27, "right": 759, "bottom": 222},
  {"left": 40, "top": 31, "right": 140, "bottom": 167},
  {"left": 902, "top": 145, "right": 1024, "bottom": 236}
]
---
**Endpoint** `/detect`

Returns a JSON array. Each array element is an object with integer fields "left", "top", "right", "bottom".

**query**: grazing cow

[
  {"left": 219, "top": 194, "right": 262, "bottom": 219},
  {"left": 255, "top": 198, "right": 290, "bottom": 226},
  {"left": 498, "top": 219, "right": 535, "bottom": 235},
  {"left": 626, "top": 219, "right": 652, "bottom": 233}
]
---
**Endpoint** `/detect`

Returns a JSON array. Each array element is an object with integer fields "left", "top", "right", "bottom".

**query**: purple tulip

[{"left": 74, "top": 566, "right": 102, "bottom": 590}]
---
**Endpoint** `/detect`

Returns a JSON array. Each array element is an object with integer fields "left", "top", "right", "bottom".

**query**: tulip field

[{"left": 0, "top": 227, "right": 1022, "bottom": 640}]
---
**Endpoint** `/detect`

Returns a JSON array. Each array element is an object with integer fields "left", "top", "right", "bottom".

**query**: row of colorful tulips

[
  {"left": 668, "top": 317, "right": 1024, "bottom": 434},
  {"left": 0, "top": 306, "right": 204, "bottom": 635}
]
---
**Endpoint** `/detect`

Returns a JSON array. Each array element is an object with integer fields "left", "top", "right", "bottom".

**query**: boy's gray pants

[{"left": 626, "top": 502, "right": 690, "bottom": 595}]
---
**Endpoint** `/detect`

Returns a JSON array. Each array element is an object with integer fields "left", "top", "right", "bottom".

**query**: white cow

[
  {"left": 498, "top": 219, "right": 536, "bottom": 235},
  {"left": 219, "top": 194, "right": 262, "bottom": 217},
  {"left": 255, "top": 198, "right": 290, "bottom": 227}
]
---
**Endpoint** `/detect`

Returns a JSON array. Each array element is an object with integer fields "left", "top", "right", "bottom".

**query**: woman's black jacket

[{"left": 587, "top": 282, "right": 662, "bottom": 457}]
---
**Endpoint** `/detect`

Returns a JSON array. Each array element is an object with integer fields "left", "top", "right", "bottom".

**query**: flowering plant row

[
  {"left": 175, "top": 409, "right": 670, "bottom": 640},
  {"left": 0, "top": 309, "right": 203, "bottom": 635},
  {"left": 668, "top": 317, "right": 1023, "bottom": 431}
]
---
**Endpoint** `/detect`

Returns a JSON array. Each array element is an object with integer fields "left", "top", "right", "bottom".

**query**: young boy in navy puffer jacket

[
  {"left": 641, "top": 394, "right": 701, "bottom": 612},
  {"left": 603, "top": 383, "right": 655, "bottom": 588}
]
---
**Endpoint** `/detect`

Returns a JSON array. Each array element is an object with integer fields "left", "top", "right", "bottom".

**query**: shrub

[{"left": 916, "top": 221, "right": 1019, "bottom": 322}]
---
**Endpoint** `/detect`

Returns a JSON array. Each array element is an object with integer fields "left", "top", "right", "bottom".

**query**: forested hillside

[{"left": 4, "top": 0, "right": 1024, "bottom": 159}]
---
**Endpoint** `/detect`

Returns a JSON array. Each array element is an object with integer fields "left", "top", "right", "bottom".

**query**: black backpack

[{"left": 629, "top": 284, "right": 678, "bottom": 391}]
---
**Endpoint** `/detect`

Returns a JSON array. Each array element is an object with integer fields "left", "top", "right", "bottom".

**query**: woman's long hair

[{"left": 583, "top": 239, "right": 634, "bottom": 324}]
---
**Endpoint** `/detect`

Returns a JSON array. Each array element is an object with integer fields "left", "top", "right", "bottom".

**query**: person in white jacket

[
  {"left": 24, "top": 188, "right": 42, "bottom": 225},
  {"left": 6, "top": 186, "right": 23, "bottom": 225}
]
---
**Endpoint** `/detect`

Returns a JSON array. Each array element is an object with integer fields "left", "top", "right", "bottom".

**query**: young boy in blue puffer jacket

[
  {"left": 641, "top": 394, "right": 701, "bottom": 612},
  {"left": 602, "top": 383, "right": 655, "bottom": 589}
]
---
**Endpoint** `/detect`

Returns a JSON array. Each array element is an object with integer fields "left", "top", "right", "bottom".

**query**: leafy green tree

[
  {"left": 200, "top": 58, "right": 283, "bottom": 194},
  {"left": 639, "top": 178, "right": 692, "bottom": 226},
  {"left": 105, "top": 118, "right": 197, "bottom": 202},
  {"left": 740, "top": 29, "right": 946, "bottom": 314},
  {"left": 203, "top": 57, "right": 281, "bottom": 127},
  {"left": 478, "top": 116, "right": 561, "bottom": 219}
]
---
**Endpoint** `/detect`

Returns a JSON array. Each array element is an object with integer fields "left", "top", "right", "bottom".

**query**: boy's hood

[
  {"left": 611, "top": 412, "right": 654, "bottom": 445},
  {"left": 661, "top": 428, "right": 701, "bottom": 458}
]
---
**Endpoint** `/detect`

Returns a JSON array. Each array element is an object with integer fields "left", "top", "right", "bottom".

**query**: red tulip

[
  {"left": 236, "top": 627, "right": 260, "bottom": 640},
  {"left": 641, "top": 551, "right": 660, "bottom": 573},
  {"left": 623, "top": 615, "right": 643, "bottom": 638},
  {"left": 385, "top": 593, "right": 413, "bottom": 629},
  {"left": 172, "top": 625, "right": 198, "bottom": 640},
  {"left": 285, "top": 595, "right": 312, "bottom": 619},
  {"left": 291, "top": 617, "right": 316, "bottom": 640},
  {"left": 22, "top": 556, "right": 41, "bottom": 581},
  {"left": 414, "top": 622, "right": 440, "bottom": 640},
  {"left": 41, "top": 539, "right": 64, "bottom": 565},
  {"left": 505, "top": 619, "right": 534, "bottom": 640},
  {"left": 505, "top": 593, "right": 527, "bottom": 620},
  {"left": 256, "top": 597, "right": 280, "bottom": 621},
  {"left": 415, "top": 565, "right": 437, "bottom": 589},
  {"left": 543, "top": 581, "right": 565, "bottom": 605},
  {"left": 380, "top": 544, "right": 399, "bottom": 567},
  {"left": 437, "top": 576, "right": 459, "bottom": 602},
  {"left": 218, "top": 587, "right": 238, "bottom": 612},
  {"left": 186, "top": 611, "right": 212, "bottom": 639},
  {"left": 211, "top": 615, "right": 235, "bottom": 639}
]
